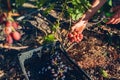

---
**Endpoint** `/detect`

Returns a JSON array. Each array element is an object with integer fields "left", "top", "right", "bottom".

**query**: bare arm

[
  {"left": 70, "top": 0, "right": 107, "bottom": 43},
  {"left": 81, "top": 0, "right": 107, "bottom": 21},
  {"left": 72, "top": 0, "right": 107, "bottom": 32}
]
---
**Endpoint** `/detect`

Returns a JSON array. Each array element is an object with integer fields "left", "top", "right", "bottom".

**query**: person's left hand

[{"left": 106, "top": 6, "right": 120, "bottom": 24}]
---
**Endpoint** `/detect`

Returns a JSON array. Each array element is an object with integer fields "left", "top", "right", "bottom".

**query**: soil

[{"left": 0, "top": 2, "right": 120, "bottom": 80}]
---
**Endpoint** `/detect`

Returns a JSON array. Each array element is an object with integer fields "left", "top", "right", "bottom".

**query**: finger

[
  {"left": 115, "top": 19, "right": 120, "bottom": 24},
  {"left": 112, "top": 18, "right": 118, "bottom": 24},
  {"left": 118, "top": 14, "right": 120, "bottom": 24},
  {"left": 106, "top": 18, "right": 115, "bottom": 24},
  {"left": 110, "top": 14, "right": 119, "bottom": 24},
  {"left": 112, "top": 19, "right": 118, "bottom": 24}
]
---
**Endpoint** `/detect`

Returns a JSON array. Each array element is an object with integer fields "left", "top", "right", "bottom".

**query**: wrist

[{"left": 78, "top": 18, "right": 88, "bottom": 25}]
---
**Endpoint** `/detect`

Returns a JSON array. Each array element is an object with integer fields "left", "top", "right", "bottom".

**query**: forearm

[{"left": 81, "top": 0, "right": 107, "bottom": 21}]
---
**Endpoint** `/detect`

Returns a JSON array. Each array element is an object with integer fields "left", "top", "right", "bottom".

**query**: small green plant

[
  {"left": 43, "top": 20, "right": 60, "bottom": 43},
  {"left": 99, "top": 68, "right": 109, "bottom": 78},
  {"left": 67, "top": 0, "right": 91, "bottom": 20},
  {"left": 44, "top": 34, "right": 55, "bottom": 43},
  {"left": 35, "top": 0, "right": 91, "bottom": 21}
]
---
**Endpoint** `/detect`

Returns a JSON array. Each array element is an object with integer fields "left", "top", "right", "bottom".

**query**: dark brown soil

[{"left": 0, "top": 3, "right": 120, "bottom": 80}]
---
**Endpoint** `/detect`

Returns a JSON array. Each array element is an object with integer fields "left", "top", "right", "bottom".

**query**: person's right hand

[{"left": 68, "top": 20, "right": 88, "bottom": 43}]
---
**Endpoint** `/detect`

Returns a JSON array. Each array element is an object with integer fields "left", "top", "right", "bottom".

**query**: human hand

[
  {"left": 106, "top": 6, "right": 120, "bottom": 24},
  {"left": 68, "top": 20, "right": 87, "bottom": 43},
  {"left": 71, "top": 20, "right": 87, "bottom": 33}
]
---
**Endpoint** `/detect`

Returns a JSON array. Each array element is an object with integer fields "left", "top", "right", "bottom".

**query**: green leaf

[
  {"left": 105, "top": 12, "right": 113, "bottom": 17},
  {"left": 52, "top": 25, "right": 57, "bottom": 31},
  {"left": 75, "top": 13, "right": 83, "bottom": 20},
  {"left": 100, "top": 69, "right": 109, "bottom": 78},
  {"left": 67, "top": 8, "right": 74, "bottom": 14},
  {"left": 71, "top": 14, "right": 76, "bottom": 20},
  {"left": 72, "top": 0, "right": 77, "bottom": 5},
  {"left": 52, "top": 24, "right": 59, "bottom": 32},
  {"left": 44, "top": 34, "right": 55, "bottom": 43},
  {"left": 76, "top": 0, "right": 80, "bottom": 4},
  {"left": 52, "top": 20, "right": 60, "bottom": 32},
  {"left": 75, "top": 9, "right": 80, "bottom": 14},
  {"left": 108, "top": 0, "right": 112, "bottom": 6}
]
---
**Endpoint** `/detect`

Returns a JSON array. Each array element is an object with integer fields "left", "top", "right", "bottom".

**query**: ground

[{"left": 0, "top": 2, "right": 120, "bottom": 80}]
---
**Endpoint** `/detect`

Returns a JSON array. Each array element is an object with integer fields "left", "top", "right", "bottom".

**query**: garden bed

[{"left": 0, "top": 2, "right": 120, "bottom": 80}]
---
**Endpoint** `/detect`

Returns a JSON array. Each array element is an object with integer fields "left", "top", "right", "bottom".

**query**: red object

[
  {"left": 68, "top": 32, "right": 83, "bottom": 43},
  {"left": 5, "top": 21, "right": 12, "bottom": 27},
  {"left": 4, "top": 27, "right": 12, "bottom": 35},
  {"left": 12, "top": 22, "right": 18, "bottom": 29},
  {"left": 78, "top": 33, "right": 83, "bottom": 42},
  {"left": 11, "top": 31, "right": 21, "bottom": 41},
  {"left": 6, "top": 35, "right": 13, "bottom": 44},
  {"left": 68, "top": 33, "right": 73, "bottom": 38}
]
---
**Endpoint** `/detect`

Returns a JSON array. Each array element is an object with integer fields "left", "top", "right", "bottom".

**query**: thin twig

[
  {"left": 66, "top": 43, "right": 77, "bottom": 51},
  {"left": 0, "top": 44, "right": 28, "bottom": 50}
]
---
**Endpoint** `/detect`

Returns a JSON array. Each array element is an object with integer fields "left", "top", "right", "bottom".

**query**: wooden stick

[{"left": 0, "top": 43, "right": 28, "bottom": 50}]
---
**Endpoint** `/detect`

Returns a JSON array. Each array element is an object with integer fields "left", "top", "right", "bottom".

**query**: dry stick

[
  {"left": 0, "top": 44, "right": 28, "bottom": 50},
  {"left": 40, "top": 23, "right": 48, "bottom": 36},
  {"left": 66, "top": 42, "right": 77, "bottom": 51}
]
